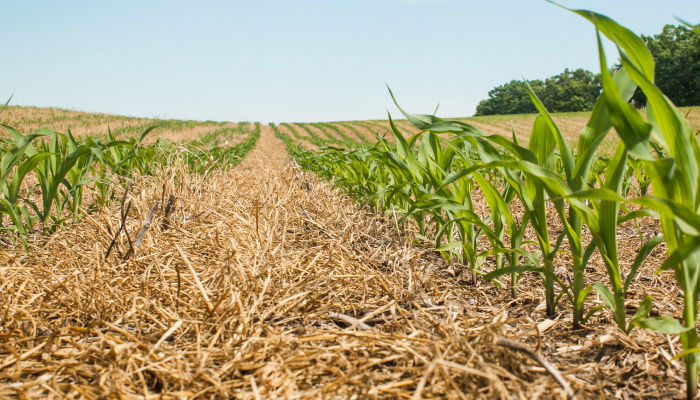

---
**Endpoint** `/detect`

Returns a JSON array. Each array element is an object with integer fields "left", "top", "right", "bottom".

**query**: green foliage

[
  {"left": 475, "top": 68, "right": 601, "bottom": 116},
  {"left": 541, "top": 69, "right": 602, "bottom": 113},
  {"left": 475, "top": 79, "right": 545, "bottom": 115},
  {"left": 631, "top": 24, "right": 700, "bottom": 107},
  {"left": 0, "top": 121, "right": 259, "bottom": 248},
  {"left": 181, "top": 123, "right": 260, "bottom": 175}
]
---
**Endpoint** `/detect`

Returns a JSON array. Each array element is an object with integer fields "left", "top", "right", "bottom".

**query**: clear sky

[{"left": 2, "top": 1, "right": 698, "bottom": 123}]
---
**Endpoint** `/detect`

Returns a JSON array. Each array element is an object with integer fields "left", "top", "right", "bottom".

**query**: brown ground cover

[{"left": 0, "top": 124, "right": 687, "bottom": 399}]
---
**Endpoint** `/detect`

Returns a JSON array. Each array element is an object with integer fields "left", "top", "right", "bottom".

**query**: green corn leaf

[
  {"left": 576, "top": 284, "right": 594, "bottom": 311},
  {"left": 5, "top": 153, "right": 52, "bottom": 204},
  {"left": 633, "top": 197, "right": 700, "bottom": 237},
  {"left": 672, "top": 348, "right": 700, "bottom": 362},
  {"left": 436, "top": 241, "right": 462, "bottom": 252},
  {"left": 554, "top": 2, "right": 654, "bottom": 80},
  {"left": 627, "top": 296, "right": 653, "bottom": 334},
  {"left": 572, "top": 67, "right": 637, "bottom": 190},
  {"left": 625, "top": 235, "right": 664, "bottom": 292},
  {"left": 583, "top": 305, "right": 607, "bottom": 323},
  {"left": 564, "top": 188, "right": 623, "bottom": 202},
  {"left": 528, "top": 115, "right": 556, "bottom": 166},
  {"left": 387, "top": 85, "right": 442, "bottom": 130},
  {"left": 617, "top": 209, "right": 658, "bottom": 224},
  {"left": 0, "top": 131, "right": 46, "bottom": 187},
  {"left": 483, "top": 265, "right": 568, "bottom": 290},
  {"left": 659, "top": 236, "right": 700, "bottom": 272},
  {"left": 478, "top": 247, "right": 540, "bottom": 269},
  {"left": 618, "top": 49, "right": 697, "bottom": 203},
  {"left": 472, "top": 171, "right": 515, "bottom": 229},
  {"left": 634, "top": 316, "right": 693, "bottom": 334},
  {"left": 40, "top": 146, "right": 92, "bottom": 220},
  {"left": 592, "top": 283, "right": 617, "bottom": 313},
  {"left": 597, "top": 142, "right": 628, "bottom": 286},
  {"left": 0, "top": 94, "right": 12, "bottom": 115},
  {"left": 138, "top": 125, "right": 160, "bottom": 145},
  {"left": 676, "top": 19, "right": 700, "bottom": 35},
  {"left": 0, "top": 197, "right": 27, "bottom": 248},
  {"left": 596, "top": 33, "right": 653, "bottom": 160},
  {"left": 524, "top": 80, "right": 574, "bottom": 181}
]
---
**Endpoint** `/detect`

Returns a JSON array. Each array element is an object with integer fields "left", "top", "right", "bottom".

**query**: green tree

[
  {"left": 631, "top": 24, "right": 700, "bottom": 107},
  {"left": 475, "top": 69, "right": 600, "bottom": 116},
  {"left": 475, "top": 79, "right": 545, "bottom": 116},
  {"left": 540, "top": 68, "right": 600, "bottom": 112}
]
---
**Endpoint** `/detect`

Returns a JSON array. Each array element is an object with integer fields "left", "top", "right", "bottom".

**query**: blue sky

[{"left": 2, "top": 1, "right": 698, "bottom": 123}]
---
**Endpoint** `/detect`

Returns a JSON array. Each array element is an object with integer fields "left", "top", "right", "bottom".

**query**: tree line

[{"left": 474, "top": 24, "right": 699, "bottom": 116}]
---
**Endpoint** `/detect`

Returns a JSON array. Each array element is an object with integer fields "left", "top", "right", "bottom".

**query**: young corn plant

[
  {"left": 521, "top": 65, "right": 651, "bottom": 329},
  {"left": 14, "top": 129, "right": 92, "bottom": 233},
  {"left": 399, "top": 125, "right": 496, "bottom": 283},
  {"left": 388, "top": 90, "right": 572, "bottom": 314},
  {"left": 0, "top": 118, "right": 259, "bottom": 248},
  {"left": 381, "top": 106, "right": 538, "bottom": 287},
  {"left": 440, "top": 128, "right": 538, "bottom": 297},
  {"left": 564, "top": 6, "right": 700, "bottom": 397},
  {"left": 0, "top": 129, "right": 49, "bottom": 245}
]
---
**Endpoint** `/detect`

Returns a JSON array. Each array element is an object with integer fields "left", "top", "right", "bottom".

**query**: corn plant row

[
  {"left": 280, "top": 122, "right": 346, "bottom": 149},
  {"left": 102, "top": 118, "right": 228, "bottom": 141},
  {"left": 308, "top": 123, "right": 345, "bottom": 144},
  {"left": 297, "top": 123, "right": 349, "bottom": 147},
  {"left": 314, "top": 123, "right": 361, "bottom": 147},
  {"left": 182, "top": 123, "right": 260, "bottom": 175},
  {"left": 335, "top": 121, "right": 372, "bottom": 144},
  {"left": 279, "top": 123, "right": 307, "bottom": 142},
  {"left": 352, "top": 120, "right": 388, "bottom": 137},
  {"left": 280, "top": 7, "right": 700, "bottom": 398},
  {"left": 279, "top": 123, "right": 325, "bottom": 148},
  {"left": 0, "top": 121, "right": 259, "bottom": 248}
]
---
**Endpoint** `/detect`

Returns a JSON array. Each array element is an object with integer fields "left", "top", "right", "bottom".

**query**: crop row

[
  {"left": 0, "top": 116, "right": 259, "bottom": 248},
  {"left": 278, "top": 9, "right": 700, "bottom": 398}
]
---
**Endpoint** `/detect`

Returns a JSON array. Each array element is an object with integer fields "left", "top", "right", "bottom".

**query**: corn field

[
  {"left": 274, "top": 8, "right": 700, "bottom": 399},
  {"left": 2, "top": 4, "right": 700, "bottom": 399}
]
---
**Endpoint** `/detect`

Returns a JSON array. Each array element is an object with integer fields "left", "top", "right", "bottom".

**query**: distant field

[
  {"left": 6, "top": 105, "right": 697, "bottom": 153},
  {"left": 460, "top": 106, "right": 700, "bottom": 152},
  {"left": 1, "top": 105, "right": 236, "bottom": 142},
  {"left": 329, "top": 106, "right": 700, "bottom": 153}
]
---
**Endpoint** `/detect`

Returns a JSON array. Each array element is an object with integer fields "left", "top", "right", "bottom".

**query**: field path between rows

[{"left": 0, "top": 126, "right": 678, "bottom": 398}]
